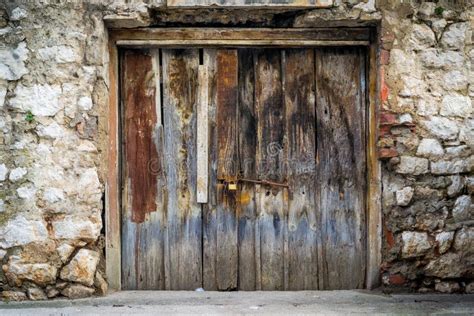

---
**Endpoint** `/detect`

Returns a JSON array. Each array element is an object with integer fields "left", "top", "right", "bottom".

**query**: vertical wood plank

[
  {"left": 283, "top": 48, "right": 319, "bottom": 290},
  {"left": 237, "top": 48, "right": 258, "bottom": 291},
  {"left": 215, "top": 49, "right": 239, "bottom": 290},
  {"left": 121, "top": 49, "right": 165, "bottom": 290},
  {"left": 106, "top": 38, "right": 121, "bottom": 292},
  {"left": 254, "top": 49, "right": 286, "bottom": 290},
  {"left": 367, "top": 39, "right": 382, "bottom": 290},
  {"left": 315, "top": 47, "right": 367, "bottom": 290},
  {"left": 202, "top": 49, "right": 218, "bottom": 290},
  {"left": 197, "top": 65, "right": 209, "bottom": 204},
  {"left": 162, "top": 49, "right": 202, "bottom": 290}
]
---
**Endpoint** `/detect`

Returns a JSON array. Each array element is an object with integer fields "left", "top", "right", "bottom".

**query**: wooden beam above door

[
  {"left": 167, "top": 0, "right": 333, "bottom": 8},
  {"left": 111, "top": 28, "right": 371, "bottom": 47}
]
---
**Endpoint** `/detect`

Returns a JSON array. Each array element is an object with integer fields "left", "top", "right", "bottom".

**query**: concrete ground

[{"left": 0, "top": 290, "right": 473, "bottom": 315}]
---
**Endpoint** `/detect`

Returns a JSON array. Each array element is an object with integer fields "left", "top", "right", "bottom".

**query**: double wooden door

[{"left": 121, "top": 47, "right": 367, "bottom": 290}]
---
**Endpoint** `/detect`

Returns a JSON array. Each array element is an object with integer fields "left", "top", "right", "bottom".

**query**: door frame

[{"left": 106, "top": 27, "right": 382, "bottom": 291}]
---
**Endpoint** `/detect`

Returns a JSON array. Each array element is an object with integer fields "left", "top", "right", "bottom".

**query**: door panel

[
  {"left": 121, "top": 50, "right": 165, "bottom": 290},
  {"left": 121, "top": 46, "right": 367, "bottom": 291},
  {"left": 161, "top": 49, "right": 202, "bottom": 290},
  {"left": 315, "top": 47, "right": 367, "bottom": 289}
]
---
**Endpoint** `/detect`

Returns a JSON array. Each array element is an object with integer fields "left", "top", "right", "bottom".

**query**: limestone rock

[
  {"left": 0, "top": 42, "right": 28, "bottom": 80},
  {"left": 46, "top": 287, "right": 60, "bottom": 298},
  {"left": 466, "top": 176, "right": 474, "bottom": 194},
  {"left": 425, "top": 253, "right": 464, "bottom": 278},
  {"left": 4, "top": 260, "right": 57, "bottom": 286},
  {"left": 422, "top": 116, "right": 459, "bottom": 140},
  {"left": 52, "top": 215, "right": 101, "bottom": 242},
  {"left": 60, "top": 249, "right": 100, "bottom": 286},
  {"left": 94, "top": 271, "right": 108, "bottom": 296},
  {"left": 0, "top": 215, "right": 48, "bottom": 248},
  {"left": 447, "top": 175, "right": 464, "bottom": 197},
  {"left": 459, "top": 119, "right": 474, "bottom": 146},
  {"left": 9, "top": 167, "right": 27, "bottom": 182},
  {"left": 0, "top": 249, "right": 6, "bottom": 260},
  {"left": 61, "top": 284, "right": 95, "bottom": 299},
  {"left": 9, "top": 7, "right": 27, "bottom": 21},
  {"left": 435, "top": 232, "right": 454, "bottom": 254},
  {"left": 418, "top": 2, "right": 435, "bottom": 17},
  {"left": 431, "top": 158, "right": 473, "bottom": 175},
  {"left": 38, "top": 45, "right": 79, "bottom": 63},
  {"left": 0, "top": 163, "right": 8, "bottom": 181},
  {"left": 435, "top": 281, "right": 460, "bottom": 293},
  {"left": 27, "top": 288, "right": 47, "bottom": 300},
  {"left": 78, "top": 96, "right": 93, "bottom": 111},
  {"left": 440, "top": 94, "right": 472, "bottom": 118},
  {"left": 17, "top": 186, "right": 37, "bottom": 200},
  {"left": 407, "top": 23, "right": 436, "bottom": 50},
  {"left": 443, "top": 71, "right": 468, "bottom": 91},
  {"left": 401, "top": 231, "right": 431, "bottom": 258},
  {"left": 396, "top": 187, "right": 414, "bottom": 206},
  {"left": 36, "top": 122, "right": 65, "bottom": 139},
  {"left": 466, "top": 282, "right": 474, "bottom": 294},
  {"left": 453, "top": 227, "right": 473, "bottom": 256},
  {"left": 440, "top": 22, "right": 468, "bottom": 50},
  {"left": 452, "top": 195, "right": 472, "bottom": 222},
  {"left": 419, "top": 50, "right": 464, "bottom": 69},
  {"left": 2, "top": 291, "right": 27, "bottom": 301},
  {"left": 57, "top": 243, "right": 75, "bottom": 263},
  {"left": 416, "top": 139, "right": 444, "bottom": 159},
  {"left": 9, "top": 84, "right": 62, "bottom": 117},
  {"left": 43, "top": 187, "right": 65, "bottom": 203},
  {"left": 0, "top": 81, "right": 5, "bottom": 107},
  {"left": 396, "top": 156, "right": 429, "bottom": 175}
]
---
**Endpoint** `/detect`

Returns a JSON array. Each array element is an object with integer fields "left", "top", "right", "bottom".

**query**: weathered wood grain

[
  {"left": 254, "top": 49, "right": 286, "bottom": 290},
  {"left": 197, "top": 65, "right": 209, "bottom": 204},
  {"left": 283, "top": 48, "right": 319, "bottom": 290},
  {"left": 315, "top": 47, "right": 367, "bottom": 290},
  {"left": 106, "top": 39, "right": 121, "bottom": 292},
  {"left": 202, "top": 49, "right": 219, "bottom": 290},
  {"left": 121, "top": 49, "right": 165, "bottom": 290},
  {"left": 162, "top": 49, "right": 202, "bottom": 290},
  {"left": 112, "top": 28, "right": 371, "bottom": 43},
  {"left": 167, "top": 0, "right": 333, "bottom": 8},
  {"left": 367, "top": 40, "right": 382, "bottom": 290},
  {"left": 237, "top": 48, "right": 258, "bottom": 291},
  {"left": 215, "top": 49, "right": 239, "bottom": 290}
]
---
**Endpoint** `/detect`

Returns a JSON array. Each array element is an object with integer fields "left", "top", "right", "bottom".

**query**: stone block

[
  {"left": 396, "top": 156, "right": 429, "bottom": 175},
  {"left": 401, "top": 231, "right": 431, "bottom": 258},
  {"left": 60, "top": 249, "right": 100, "bottom": 286}
]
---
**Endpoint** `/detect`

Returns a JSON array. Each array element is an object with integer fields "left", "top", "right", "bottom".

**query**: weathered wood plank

[
  {"left": 202, "top": 49, "right": 219, "bottom": 290},
  {"left": 254, "top": 49, "right": 286, "bottom": 290},
  {"left": 162, "top": 49, "right": 202, "bottom": 290},
  {"left": 237, "top": 48, "right": 258, "bottom": 291},
  {"left": 106, "top": 39, "right": 121, "bottom": 292},
  {"left": 197, "top": 65, "right": 209, "bottom": 204},
  {"left": 215, "top": 49, "right": 239, "bottom": 290},
  {"left": 167, "top": 0, "right": 333, "bottom": 8},
  {"left": 367, "top": 40, "right": 382, "bottom": 290},
  {"left": 112, "top": 28, "right": 371, "bottom": 43},
  {"left": 315, "top": 47, "right": 367, "bottom": 290},
  {"left": 121, "top": 49, "right": 165, "bottom": 290},
  {"left": 283, "top": 48, "right": 319, "bottom": 290}
]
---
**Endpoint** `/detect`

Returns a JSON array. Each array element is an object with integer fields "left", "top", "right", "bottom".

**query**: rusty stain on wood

[
  {"left": 215, "top": 49, "right": 239, "bottom": 290},
  {"left": 122, "top": 50, "right": 159, "bottom": 224}
]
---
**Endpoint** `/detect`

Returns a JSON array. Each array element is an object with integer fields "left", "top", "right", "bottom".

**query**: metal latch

[{"left": 218, "top": 177, "right": 288, "bottom": 190}]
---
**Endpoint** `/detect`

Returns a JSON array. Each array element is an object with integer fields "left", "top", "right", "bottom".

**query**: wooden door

[{"left": 121, "top": 47, "right": 366, "bottom": 290}]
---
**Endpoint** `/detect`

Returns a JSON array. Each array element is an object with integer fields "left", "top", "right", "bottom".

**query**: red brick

[
  {"left": 379, "top": 111, "right": 398, "bottom": 125},
  {"left": 379, "top": 147, "right": 398, "bottom": 159},
  {"left": 380, "top": 49, "right": 390, "bottom": 65},
  {"left": 389, "top": 274, "right": 406, "bottom": 286}
]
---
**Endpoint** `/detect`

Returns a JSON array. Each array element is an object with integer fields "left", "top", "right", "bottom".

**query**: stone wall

[{"left": 0, "top": 0, "right": 472, "bottom": 300}]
